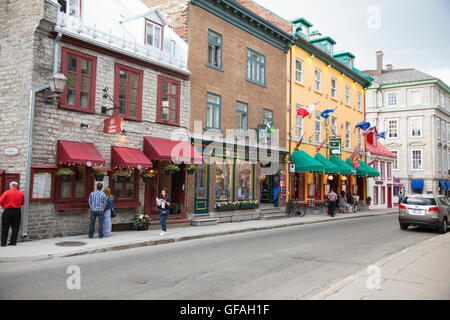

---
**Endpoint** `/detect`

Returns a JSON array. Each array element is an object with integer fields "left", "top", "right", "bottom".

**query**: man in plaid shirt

[{"left": 88, "top": 183, "right": 107, "bottom": 238}]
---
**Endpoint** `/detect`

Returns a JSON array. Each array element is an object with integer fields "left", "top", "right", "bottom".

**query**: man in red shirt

[{"left": 0, "top": 181, "right": 25, "bottom": 246}]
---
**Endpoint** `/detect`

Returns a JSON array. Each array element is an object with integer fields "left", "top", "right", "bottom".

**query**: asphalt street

[{"left": 0, "top": 214, "right": 439, "bottom": 299}]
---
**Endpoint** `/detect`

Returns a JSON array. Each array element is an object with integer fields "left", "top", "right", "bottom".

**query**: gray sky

[{"left": 253, "top": 0, "right": 450, "bottom": 85}]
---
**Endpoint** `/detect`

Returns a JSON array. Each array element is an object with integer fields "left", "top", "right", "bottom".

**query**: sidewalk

[
  {"left": 0, "top": 208, "right": 396, "bottom": 263},
  {"left": 311, "top": 232, "right": 450, "bottom": 300}
]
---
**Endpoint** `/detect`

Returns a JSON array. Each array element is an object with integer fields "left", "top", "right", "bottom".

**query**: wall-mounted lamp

[
  {"left": 120, "top": 129, "right": 126, "bottom": 136},
  {"left": 101, "top": 87, "right": 120, "bottom": 114},
  {"left": 44, "top": 72, "right": 68, "bottom": 103},
  {"left": 80, "top": 123, "right": 91, "bottom": 129}
]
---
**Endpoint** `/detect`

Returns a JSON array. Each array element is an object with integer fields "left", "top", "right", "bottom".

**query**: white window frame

[
  {"left": 391, "top": 150, "right": 399, "bottom": 170},
  {"left": 331, "top": 78, "right": 337, "bottom": 99},
  {"left": 331, "top": 117, "right": 337, "bottom": 137},
  {"left": 437, "top": 117, "right": 441, "bottom": 140},
  {"left": 295, "top": 105, "right": 303, "bottom": 137},
  {"left": 295, "top": 59, "right": 303, "bottom": 83},
  {"left": 64, "top": 0, "right": 81, "bottom": 18},
  {"left": 345, "top": 85, "right": 350, "bottom": 105},
  {"left": 438, "top": 149, "right": 442, "bottom": 171},
  {"left": 146, "top": 20, "right": 163, "bottom": 49},
  {"left": 387, "top": 162, "right": 392, "bottom": 180},
  {"left": 410, "top": 89, "right": 421, "bottom": 105},
  {"left": 448, "top": 151, "right": 450, "bottom": 172},
  {"left": 345, "top": 122, "right": 351, "bottom": 148},
  {"left": 447, "top": 122, "right": 450, "bottom": 141},
  {"left": 315, "top": 112, "right": 321, "bottom": 142},
  {"left": 357, "top": 92, "right": 362, "bottom": 110},
  {"left": 411, "top": 149, "right": 423, "bottom": 171},
  {"left": 442, "top": 120, "right": 446, "bottom": 142},
  {"left": 444, "top": 149, "right": 447, "bottom": 172},
  {"left": 358, "top": 128, "right": 362, "bottom": 150},
  {"left": 387, "top": 91, "right": 398, "bottom": 107},
  {"left": 314, "top": 68, "right": 322, "bottom": 92},
  {"left": 410, "top": 117, "right": 422, "bottom": 138},
  {"left": 387, "top": 119, "right": 399, "bottom": 139}
]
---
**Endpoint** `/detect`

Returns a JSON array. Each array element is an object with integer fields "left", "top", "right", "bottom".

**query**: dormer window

[
  {"left": 145, "top": 19, "right": 163, "bottom": 49},
  {"left": 58, "top": 0, "right": 81, "bottom": 18}
]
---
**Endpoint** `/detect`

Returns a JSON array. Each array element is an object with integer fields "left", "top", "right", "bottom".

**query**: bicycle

[{"left": 285, "top": 199, "right": 306, "bottom": 217}]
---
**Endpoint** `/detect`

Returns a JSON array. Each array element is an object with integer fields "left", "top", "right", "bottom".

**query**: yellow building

[{"left": 286, "top": 18, "right": 373, "bottom": 205}]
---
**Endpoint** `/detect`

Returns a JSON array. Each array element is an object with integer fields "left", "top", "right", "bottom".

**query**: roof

[
  {"left": 367, "top": 141, "right": 397, "bottom": 159},
  {"left": 364, "top": 68, "right": 436, "bottom": 85},
  {"left": 291, "top": 17, "right": 313, "bottom": 28},
  {"left": 309, "top": 36, "right": 336, "bottom": 45}
]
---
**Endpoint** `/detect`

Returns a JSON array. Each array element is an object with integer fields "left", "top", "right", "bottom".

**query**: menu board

[{"left": 32, "top": 172, "right": 52, "bottom": 199}]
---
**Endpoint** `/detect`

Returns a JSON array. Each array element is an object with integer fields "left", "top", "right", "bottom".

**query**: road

[{"left": 0, "top": 214, "right": 439, "bottom": 299}]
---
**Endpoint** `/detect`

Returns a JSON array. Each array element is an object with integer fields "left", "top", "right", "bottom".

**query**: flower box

[{"left": 61, "top": 175, "right": 73, "bottom": 182}]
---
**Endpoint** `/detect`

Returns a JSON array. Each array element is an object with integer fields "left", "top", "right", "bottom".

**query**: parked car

[{"left": 398, "top": 194, "right": 448, "bottom": 233}]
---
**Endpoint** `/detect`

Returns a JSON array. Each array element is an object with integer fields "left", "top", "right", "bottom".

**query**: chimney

[
  {"left": 376, "top": 51, "right": 383, "bottom": 75},
  {"left": 386, "top": 64, "right": 393, "bottom": 72},
  {"left": 309, "top": 30, "right": 322, "bottom": 40}
]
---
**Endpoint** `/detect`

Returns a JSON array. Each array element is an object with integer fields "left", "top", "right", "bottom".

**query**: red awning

[
  {"left": 111, "top": 146, "right": 153, "bottom": 169},
  {"left": 57, "top": 140, "right": 105, "bottom": 166},
  {"left": 367, "top": 141, "right": 397, "bottom": 159},
  {"left": 392, "top": 181, "right": 403, "bottom": 187},
  {"left": 144, "top": 137, "right": 203, "bottom": 163}
]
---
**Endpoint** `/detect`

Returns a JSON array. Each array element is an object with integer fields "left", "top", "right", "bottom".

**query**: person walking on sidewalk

[
  {"left": 353, "top": 193, "right": 360, "bottom": 212},
  {"left": 339, "top": 190, "right": 347, "bottom": 213},
  {"left": 346, "top": 192, "right": 354, "bottom": 213},
  {"left": 327, "top": 189, "right": 338, "bottom": 218},
  {"left": 156, "top": 188, "right": 171, "bottom": 236},
  {"left": 0, "top": 182, "right": 25, "bottom": 247},
  {"left": 102, "top": 188, "right": 114, "bottom": 237},
  {"left": 88, "top": 183, "right": 107, "bottom": 239}
]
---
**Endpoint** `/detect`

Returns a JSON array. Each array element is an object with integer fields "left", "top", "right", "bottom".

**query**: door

[
  {"left": 194, "top": 163, "right": 209, "bottom": 214},
  {"left": 261, "top": 175, "right": 273, "bottom": 203},
  {"left": 387, "top": 185, "right": 392, "bottom": 208},
  {"left": 4, "top": 173, "right": 20, "bottom": 191}
]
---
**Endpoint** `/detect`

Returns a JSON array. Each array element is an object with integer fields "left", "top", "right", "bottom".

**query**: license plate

[{"left": 409, "top": 209, "right": 424, "bottom": 215}]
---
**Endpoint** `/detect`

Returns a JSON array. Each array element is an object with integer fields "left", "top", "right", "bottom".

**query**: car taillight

[
  {"left": 399, "top": 204, "right": 406, "bottom": 210},
  {"left": 428, "top": 207, "right": 439, "bottom": 213}
]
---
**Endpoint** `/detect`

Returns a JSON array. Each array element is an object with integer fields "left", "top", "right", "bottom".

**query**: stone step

[
  {"left": 191, "top": 218, "right": 218, "bottom": 226},
  {"left": 260, "top": 207, "right": 283, "bottom": 214},
  {"left": 260, "top": 213, "right": 286, "bottom": 220}
]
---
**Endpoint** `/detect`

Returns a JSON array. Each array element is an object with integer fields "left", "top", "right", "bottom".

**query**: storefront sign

[
  {"left": 289, "top": 164, "right": 296, "bottom": 173},
  {"left": 329, "top": 138, "right": 341, "bottom": 156},
  {"left": 375, "top": 181, "right": 384, "bottom": 185},
  {"left": 279, "top": 169, "right": 286, "bottom": 199},
  {"left": 4, "top": 146, "right": 20, "bottom": 157},
  {"left": 103, "top": 116, "right": 123, "bottom": 134}
]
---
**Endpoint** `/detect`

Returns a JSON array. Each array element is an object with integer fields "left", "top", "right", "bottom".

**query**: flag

[
  {"left": 376, "top": 131, "right": 386, "bottom": 139},
  {"left": 320, "top": 108, "right": 336, "bottom": 119},
  {"left": 295, "top": 134, "right": 304, "bottom": 151},
  {"left": 316, "top": 137, "right": 327, "bottom": 153},
  {"left": 367, "top": 156, "right": 379, "bottom": 166},
  {"left": 355, "top": 121, "right": 371, "bottom": 131},
  {"left": 362, "top": 126, "right": 375, "bottom": 136},
  {"left": 296, "top": 102, "right": 319, "bottom": 118},
  {"left": 351, "top": 149, "right": 360, "bottom": 168}
]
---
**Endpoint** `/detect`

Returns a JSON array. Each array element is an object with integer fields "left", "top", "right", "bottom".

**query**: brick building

[
  {"left": 0, "top": 0, "right": 199, "bottom": 240},
  {"left": 142, "top": 0, "right": 293, "bottom": 222}
]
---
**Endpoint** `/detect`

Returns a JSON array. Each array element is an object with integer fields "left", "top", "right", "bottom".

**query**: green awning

[
  {"left": 345, "top": 158, "right": 371, "bottom": 176},
  {"left": 314, "top": 153, "right": 340, "bottom": 174},
  {"left": 359, "top": 160, "right": 380, "bottom": 177},
  {"left": 329, "top": 156, "right": 357, "bottom": 175},
  {"left": 291, "top": 150, "right": 325, "bottom": 173}
]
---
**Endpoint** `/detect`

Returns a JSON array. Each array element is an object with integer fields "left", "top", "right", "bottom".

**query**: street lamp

[{"left": 48, "top": 72, "right": 68, "bottom": 93}]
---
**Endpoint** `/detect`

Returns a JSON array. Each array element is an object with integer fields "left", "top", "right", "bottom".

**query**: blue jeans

[
  {"left": 159, "top": 209, "right": 169, "bottom": 232},
  {"left": 89, "top": 211, "right": 104, "bottom": 238},
  {"left": 103, "top": 209, "right": 112, "bottom": 237}
]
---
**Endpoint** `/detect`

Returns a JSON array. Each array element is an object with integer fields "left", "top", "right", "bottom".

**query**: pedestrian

[
  {"left": 0, "top": 182, "right": 25, "bottom": 247},
  {"left": 347, "top": 192, "right": 354, "bottom": 213},
  {"left": 398, "top": 191, "right": 405, "bottom": 205},
  {"left": 102, "top": 187, "right": 114, "bottom": 237},
  {"left": 339, "top": 190, "right": 347, "bottom": 213},
  {"left": 272, "top": 173, "right": 280, "bottom": 207},
  {"left": 353, "top": 193, "right": 360, "bottom": 212},
  {"left": 327, "top": 188, "right": 338, "bottom": 218},
  {"left": 88, "top": 183, "right": 107, "bottom": 239},
  {"left": 156, "top": 188, "right": 171, "bottom": 236}
]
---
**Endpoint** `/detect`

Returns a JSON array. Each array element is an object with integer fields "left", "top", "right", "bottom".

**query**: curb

[
  {"left": 309, "top": 232, "right": 448, "bottom": 300},
  {"left": 0, "top": 211, "right": 397, "bottom": 263}
]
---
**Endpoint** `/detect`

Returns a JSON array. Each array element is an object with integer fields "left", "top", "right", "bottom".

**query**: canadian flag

[{"left": 296, "top": 102, "right": 319, "bottom": 118}]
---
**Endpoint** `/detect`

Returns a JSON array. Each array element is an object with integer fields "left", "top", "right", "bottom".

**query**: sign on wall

[
  {"left": 3, "top": 146, "right": 20, "bottom": 157},
  {"left": 329, "top": 138, "right": 341, "bottom": 156},
  {"left": 103, "top": 116, "right": 124, "bottom": 134}
]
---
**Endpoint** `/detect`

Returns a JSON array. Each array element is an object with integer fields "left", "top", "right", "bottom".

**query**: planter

[
  {"left": 94, "top": 175, "right": 105, "bottom": 182},
  {"left": 166, "top": 169, "right": 177, "bottom": 175},
  {"left": 60, "top": 175, "right": 73, "bottom": 182},
  {"left": 134, "top": 224, "right": 149, "bottom": 231},
  {"left": 216, "top": 206, "right": 235, "bottom": 212},
  {"left": 186, "top": 169, "right": 196, "bottom": 175},
  {"left": 142, "top": 177, "right": 152, "bottom": 183},
  {"left": 116, "top": 176, "right": 131, "bottom": 183}
]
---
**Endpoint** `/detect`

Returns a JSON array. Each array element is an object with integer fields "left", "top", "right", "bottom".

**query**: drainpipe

[
  {"left": 22, "top": 32, "right": 62, "bottom": 237},
  {"left": 288, "top": 44, "right": 293, "bottom": 201}
]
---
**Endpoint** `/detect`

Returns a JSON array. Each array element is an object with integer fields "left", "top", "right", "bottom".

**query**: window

[
  {"left": 437, "top": 118, "right": 441, "bottom": 140},
  {"left": 295, "top": 59, "right": 303, "bottom": 83},
  {"left": 237, "top": 160, "right": 253, "bottom": 200},
  {"left": 112, "top": 170, "right": 137, "bottom": 200},
  {"left": 58, "top": 0, "right": 81, "bottom": 18},
  {"left": 145, "top": 19, "right": 163, "bottom": 49},
  {"left": 215, "top": 163, "right": 232, "bottom": 202},
  {"left": 206, "top": 92, "right": 221, "bottom": 130},
  {"left": 114, "top": 64, "right": 143, "bottom": 121},
  {"left": 294, "top": 173, "right": 305, "bottom": 200},
  {"left": 387, "top": 92, "right": 398, "bottom": 107},
  {"left": 295, "top": 105, "right": 303, "bottom": 137},
  {"left": 236, "top": 101, "right": 248, "bottom": 133},
  {"left": 314, "top": 68, "right": 321, "bottom": 91},
  {"left": 331, "top": 117, "right": 337, "bottom": 137},
  {"left": 448, "top": 123, "right": 450, "bottom": 141},
  {"left": 381, "top": 186, "right": 385, "bottom": 204},
  {"left": 263, "top": 109, "right": 273, "bottom": 126},
  {"left": 380, "top": 161, "right": 385, "bottom": 180},
  {"left": 345, "top": 122, "right": 351, "bottom": 148},
  {"left": 345, "top": 85, "right": 350, "bottom": 105},
  {"left": 31, "top": 168, "right": 55, "bottom": 201},
  {"left": 387, "top": 162, "right": 392, "bottom": 180},
  {"left": 373, "top": 186, "right": 378, "bottom": 205},
  {"left": 57, "top": 166, "right": 88, "bottom": 201},
  {"left": 442, "top": 120, "right": 446, "bottom": 142},
  {"left": 357, "top": 92, "right": 362, "bottom": 110},
  {"left": 60, "top": 47, "right": 97, "bottom": 113},
  {"left": 315, "top": 112, "right": 321, "bottom": 142},
  {"left": 372, "top": 161, "right": 378, "bottom": 180},
  {"left": 157, "top": 76, "right": 181, "bottom": 126},
  {"left": 207, "top": 30, "right": 222, "bottom": 69},
  {"left": 246, "top": 48, "right": 265, "bottom": 86},
  {"left": 411, "top": 150, "right": 423, "bottom": 170},
  {"left": 331, "top": 78, "right": 337, "bottom": 99},
  {"left": 438, "top": 149, "right": 442, "bottom": 171},
  {"left": 410, "top": 89, "right": 421, "bottom": 105},
  {"left": 445, "top": 151, "right": 448, "bottom": 172},
  {"left": 391, "top": 150, "right": 399, "bottom": 170},
  {"left": 358, "top": 128, "right": 362, "bottom": 150},
  {"left": 388, "top": 119, "right": 398, "bottom": 138},
  {"left": 410, "top": 118, "right": 422, "bottom": 137}
]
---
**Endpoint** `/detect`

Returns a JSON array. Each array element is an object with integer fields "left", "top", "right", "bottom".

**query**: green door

[
  {"left": 261, "top": 175, "right": 273, "bottom": 204},
  {"left": 194, "top": 163, "right": 209, "bottom": 214}
]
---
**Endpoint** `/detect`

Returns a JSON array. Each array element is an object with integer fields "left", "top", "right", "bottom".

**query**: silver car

[{"left": 398, "top": 194, "right": 449, "bottom": 234}]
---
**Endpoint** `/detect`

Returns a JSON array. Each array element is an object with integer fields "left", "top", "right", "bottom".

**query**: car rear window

[{"left": 402, "top": 197, "right": 436, "bottom": 206}]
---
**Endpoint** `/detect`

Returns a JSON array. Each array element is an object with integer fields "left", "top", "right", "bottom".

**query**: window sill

[
  {"left": 117, "top": 115, "right": 142, "bottom": 122},
  {"left": 314, "top": 90, "right": 323, "bottom": 96},
  {"left": 345, "top": 104, "right": 352, "bottom": 108},
  {"left": 330, "top": 97, "right": 338, "bottom": 102},
  {"left": 295, "top": 81, "right": 304, "bottom": 87},
  {"left": 245, "top": 78, "right": 266, "bottom": 88},
  {"left": 156, "top": 120, "right": 180, "bottom": 127},
  {"left": 204, "top": 127, "right": 222, "bottom": 133},
  {"left": 205, "top": 64, "right": 224, "bottom": 72},
  {"left": 59, "top": 104, "right": 95, "bottom": 114}
]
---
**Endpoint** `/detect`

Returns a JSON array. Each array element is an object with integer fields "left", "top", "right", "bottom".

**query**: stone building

[
  {"left": 0, "top": 0, "right": 199, "bottom": 240},
  {"left": 142, "top": 0, "right": 293, "bottom": 223},
  {"left": 365, "top": 51, "right": 450, "bottom": 196}
]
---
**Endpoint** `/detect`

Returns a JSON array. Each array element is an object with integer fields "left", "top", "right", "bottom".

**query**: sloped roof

[
  {"left": 367, "top": 141, "right": 397, "bottom": 159},
  {"left": 364, "top": 68, "right": 436, "bottom": 85}
]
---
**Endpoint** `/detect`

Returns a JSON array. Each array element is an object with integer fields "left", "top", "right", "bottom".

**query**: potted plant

[
  {"left": 92, "top": 168, "right": 108, "bottom": 181},
  {"left": 366, "top": 196, "right": 372, "bottom": 206},
  {"left": 164, "top": 164, "right": 181, "bottom": 175},
  {"left": 185, "top": 164, "right": 197, "bottom": 174},
  {"left": 113, "top": 168, "right": 132, "bottom": 182},
  {"left": 141, "top": 170, "right": 156, "bottom": 183},
  {"left": 132, "top": 213, "right": 151, "bottom": 231},
  {"left": 171, "top": 203, "right": 181, "bottom": 214},
  {"left": 56, "top": 168, "right": 75, "bottom": 181}
]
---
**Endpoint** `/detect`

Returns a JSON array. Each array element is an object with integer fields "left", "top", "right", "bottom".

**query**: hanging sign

[
  {"left": 4, "top": 146, "right": 20, "bottom": 157},
  {"left": 289, "top": 164, "right": 296, "bottom": 173},
  {"left": 329, "top": 138, "right": 341, "bottom": 156},
  {"left": 103, "top": 116, "right": 124, "bottom": 134}
]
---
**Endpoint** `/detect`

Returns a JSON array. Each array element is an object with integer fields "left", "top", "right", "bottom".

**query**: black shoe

[
  {"left": 1, "top": 245, "right": 6, "bottom": 247},
  {"left": 8, "top": 243, "right": 16, "bottom": 246}
]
